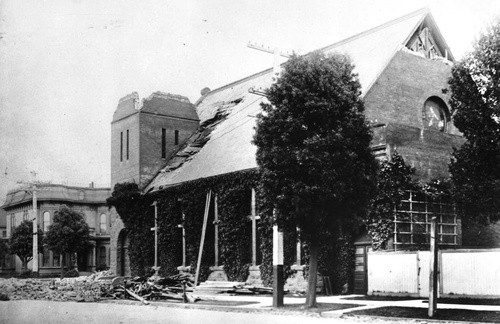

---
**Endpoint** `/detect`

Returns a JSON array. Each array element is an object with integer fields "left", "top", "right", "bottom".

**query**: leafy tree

[
  {"left": 0, "top": 240, "right": 7, "bottom": 261},
  {"left": 44, "top": 205, "right": 91, "bottom": 277},
  {"left": 448, "top": 19, "right": 500, "bottom": 227},
  {"left": 365, "top": 153, "right": 415, "bottom": 250},
  {"left": 9, "top": 220, "right": 43, "bottom": 271},
  {"left": 254, "top": 52, "right": 377, "bottom": 307}
]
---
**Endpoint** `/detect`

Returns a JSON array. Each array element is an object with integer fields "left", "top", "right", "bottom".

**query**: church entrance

[{"left": 117, "top": 229, "right": 130, "bottom": 276}]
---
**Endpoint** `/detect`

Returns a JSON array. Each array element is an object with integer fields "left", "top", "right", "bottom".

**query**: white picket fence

[{"left": 367, "top": 249, "right": 500, "bottom": 298}]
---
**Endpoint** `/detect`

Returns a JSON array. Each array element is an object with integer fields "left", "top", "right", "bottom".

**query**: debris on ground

[
  {"left": 100, "top": 273, "right": 199, "bottom": 304},
  {"left": 0, "top": 272, "right": 200, "bottom": 304},
  {"left": 228, "top": 285, "right": 274, "bottom": 295}
]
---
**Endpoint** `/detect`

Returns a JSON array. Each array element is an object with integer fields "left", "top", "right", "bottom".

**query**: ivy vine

[{"left": 107, "top": 169, "right": 357, "bottom": 293}]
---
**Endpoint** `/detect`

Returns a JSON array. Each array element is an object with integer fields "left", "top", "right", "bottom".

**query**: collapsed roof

[{"left": 145, "top": 8, "right": 453, "bottom": 192}]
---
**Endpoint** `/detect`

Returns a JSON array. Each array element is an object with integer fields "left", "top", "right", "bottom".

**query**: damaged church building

[{"left": 107, "top": 8, "right": 466, "bottom": 294}]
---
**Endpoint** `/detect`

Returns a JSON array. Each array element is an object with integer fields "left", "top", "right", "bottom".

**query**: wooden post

[
  {"left": 195, "top": 190, "right": 211, "bottom": 286},
  {"left": 296, "top": 227, "right": 301, "bottom": 266},
  {"left": 32, "top": 186, "right": 38, "bottom": 276},
  {"left": 251, "top": 189, "right": 257, "bottom": 267},
  {"left": 272, "top": 209, "right": 284, "bottom": 307},
  {"left": 428, "top": 216, "right": 439, "bottom": 317},
  {"left": 214, "top": 194, "right": 219, "bottom": 267},
  {"left": 181, "top": 212, "right": 186, "bottom": 267},
  {"left": 151, "top": 201, "right": 160, "bottom": 276}
]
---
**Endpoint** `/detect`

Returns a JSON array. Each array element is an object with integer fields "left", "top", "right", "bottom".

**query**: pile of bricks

[{"left": 0, "top": 271, "right": 114, "bottom": 302}]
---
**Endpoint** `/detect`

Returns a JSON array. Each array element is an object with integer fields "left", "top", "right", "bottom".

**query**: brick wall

[
  {"left": 139, "top": 113, "right": 198, "bottom": 187},
  {"left": 111, "top": 92, "right": 199, "bottom": 189},
  {"left": 365, "top": 49, "right": 464, "bottom": 180},
  {"left": 111, "top": 111, "right": 141, "bottom": 188},
  {"left": 365, "top": 49, "right": 460, "bottom": 136},
  {"left": 374, "top": 123, "right": 464, "bottom": 180}
]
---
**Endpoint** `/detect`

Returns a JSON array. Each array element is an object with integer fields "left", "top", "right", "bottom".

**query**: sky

[{"left": 0, "top": 0, "right": 499, "bottom": 203}]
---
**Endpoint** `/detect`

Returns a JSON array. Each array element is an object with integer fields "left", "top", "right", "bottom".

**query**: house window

[
  {"left": 43, "top": 211, "right": 50, "bottom": 232},
  {"left": 120, "top": 131, "right": 123, "bottom": 162},
  {"left": 394, "top": 190, "right": 457, "bottom": 248},
  {"left": 42, "top": 247, "right": 50, "bottom": 267},
  {"left": 100, "top": 213, "right": 107, "bottom": 233},
  {"left": 126, "top": 130, "right": 130, "bottom": 160},
  {"left": 99, "top": 246, "right": 107, "bottom": 268},
  {"left": 53, "top": 252, "right": 60, "bottom": 267},
  {"left": 162, "top": 128, "right": 166, "bottom": 158},
  {"left": 174, "top": 130, "right": 179, "bottom": 145},
  {"left": 2, "top": 230, "right": 6, "bottom": 238}
]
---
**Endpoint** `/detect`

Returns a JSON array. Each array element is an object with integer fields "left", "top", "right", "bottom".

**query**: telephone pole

[
  {"left": 428, "top": 216, "right": 439, "bottom": 317},
  {"left": 247, "top": 42, "right": 293, "bottom": 308},
  {"left": 18, "top": 172, "right": 49, "bottom": 277}
]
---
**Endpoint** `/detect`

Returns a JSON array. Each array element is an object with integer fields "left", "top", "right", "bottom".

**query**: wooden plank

[{"left": 195, "top": 190, "right": 212, "bottom": 287}]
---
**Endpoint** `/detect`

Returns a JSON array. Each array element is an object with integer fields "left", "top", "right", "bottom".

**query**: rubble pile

[
  {"left": 229, "top": 285, "right": 274, "bottom": 295},
  {"left": 0, "top": 272, "right": 200, "bottom": 304},
  {"left": 100, "top": 273, "right": 199, "bottom": 304},
  {"left": 0, "top": 271, "right": 114, "bottom": 302}
]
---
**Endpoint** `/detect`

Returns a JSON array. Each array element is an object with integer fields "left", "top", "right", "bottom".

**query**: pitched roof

[
  {"left": 1, "top": 184, "right": 111, "bottom": 209},
  {"left": 145, "top": 8, "right": 452, "bottom": 191}
]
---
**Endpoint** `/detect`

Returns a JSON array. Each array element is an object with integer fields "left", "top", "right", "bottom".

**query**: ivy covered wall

[{"left": 108, "top": 169, "right": 358, "bottom": 293}]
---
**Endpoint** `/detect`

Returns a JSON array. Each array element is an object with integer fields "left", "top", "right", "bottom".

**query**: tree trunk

[
  {"left": 305, "top": 237, "right": 319, "bottom": 308},
  {"left": 60, "top": 254, "right": 65, "bottom": 279},
  {"left": 21, "top": 258, "right": 28, "bottom": 271}
]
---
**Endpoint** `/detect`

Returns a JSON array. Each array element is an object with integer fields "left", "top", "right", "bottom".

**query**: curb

[{"left": 343, "top": 313, "right": 496, "bottom": 324}]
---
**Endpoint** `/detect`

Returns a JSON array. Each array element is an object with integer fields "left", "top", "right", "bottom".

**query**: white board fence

[{"left": 367, "top": 249, "right": 500, "bottom": 298}]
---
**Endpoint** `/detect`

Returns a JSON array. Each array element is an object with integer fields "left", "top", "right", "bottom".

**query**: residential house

[{"left": 1, "top": 184, "right": 111, "bottom": 276}]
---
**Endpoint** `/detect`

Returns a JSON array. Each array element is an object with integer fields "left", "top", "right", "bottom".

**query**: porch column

[{"left": 92, "top": 244, "right": 96, "bottom": 272}]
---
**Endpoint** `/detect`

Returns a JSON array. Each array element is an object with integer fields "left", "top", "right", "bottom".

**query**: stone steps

[{"left": 194, "top": 281, "right": 244, "bottom": 295}]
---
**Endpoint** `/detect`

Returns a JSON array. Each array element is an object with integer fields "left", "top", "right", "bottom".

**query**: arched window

[
  {"left": 424, "top": 97, "right": 449, "bottom": 132},
  {"left": 100, "top": 213, "right": 107, "bottom": 233},
  {"left": 43, "top": 211, "right": 50, "bottom": 232}
]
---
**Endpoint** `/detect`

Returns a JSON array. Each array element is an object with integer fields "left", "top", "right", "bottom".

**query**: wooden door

[{"left": 353, "top": 244, "right": 369, "bottom": 294}]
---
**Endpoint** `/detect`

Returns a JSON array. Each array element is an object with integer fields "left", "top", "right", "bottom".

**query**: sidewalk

[{"left": 148, "top": 293, "right": 500, "bottom": 322}]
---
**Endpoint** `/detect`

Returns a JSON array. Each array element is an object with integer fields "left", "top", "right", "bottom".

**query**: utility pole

[
  {"left": 428, "top": 216, "right": 439, "bottom": 317},
  {"left": 151, "top": 201, "right": 160, "bottom": 277},
  {"left": 272, "top": 209, "right": 284, "bottom": 307},
  {"left": 18, "top": 172, "right": 49, "bottom": 277},
  {"left": 31, "top": 185, "right": 38, "bottom": 276},
  {"left": 247, "top": 42, "right": 292, "bottom": 308}
]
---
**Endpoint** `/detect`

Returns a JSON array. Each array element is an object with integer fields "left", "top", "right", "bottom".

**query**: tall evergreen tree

[
  {"left": 9, "top": 220, "right": 43, "bottom": 271},
  {"left": 449, "top": 19, "right": 500, "bottom": 226},
  {"left": 44, "top": 205, "right": 91, "bottom": 277},
  {"left": 254, "top": 52, "right": 377, "bottom": 307}
]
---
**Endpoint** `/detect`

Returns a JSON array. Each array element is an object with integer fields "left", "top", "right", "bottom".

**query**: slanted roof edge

[
  {"left": 421, "top": 12, "right": 456, "bottom": 62},
  {"left": 318, "top": 7, "right": 429, "bottom": 54},
  {"left": 363, "top": 10, "right": 428, "bottom": 96},
  {"left": 193, "top": 68, "right": 274, "bottom": 106},
  {"left": 194, "top": 7, "right": 430, "bottom": 106},
  {"left": 148, "top": 167, "right": 258, "bottom": 193}
]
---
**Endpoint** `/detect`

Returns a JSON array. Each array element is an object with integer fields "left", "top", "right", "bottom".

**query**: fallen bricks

[
  {"left": 0, "top": 271, "right": 200, "bottom": 304},
  {"left": 100, "top": 273, "right": 200, "bottom": 304},
  {"left": 0, "top": 270, "right": 114, "bottom": 302},
  {"left": 0, "top": 272, "right": 282, "bottom": 304}
]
